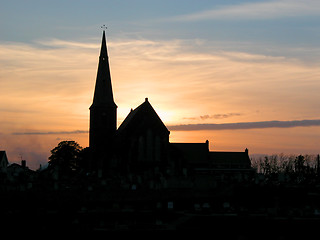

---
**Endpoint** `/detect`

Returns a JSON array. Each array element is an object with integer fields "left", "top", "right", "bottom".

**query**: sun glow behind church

[{"left": 1, "top": 28, "right": 320, "bottom": 168}]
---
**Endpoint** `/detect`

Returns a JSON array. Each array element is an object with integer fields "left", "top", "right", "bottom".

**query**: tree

[
  {"left": 294, "top": 155, "right": 305, "bottom": 174},
  {"left": 48, "top": 141, "right": 83, "bottom": 173}
]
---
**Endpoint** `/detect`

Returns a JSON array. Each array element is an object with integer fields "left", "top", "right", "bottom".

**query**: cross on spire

[{"left": 101, "top": 24, "right": 107, "bottom": 31}]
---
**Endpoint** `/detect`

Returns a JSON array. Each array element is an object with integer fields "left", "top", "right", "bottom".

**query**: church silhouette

[
  {"left": 89, "top": 30, "right": 252, "bottom": 182},
  {"left": 2, "top": 31, "right": 320, "bottom": 236}
]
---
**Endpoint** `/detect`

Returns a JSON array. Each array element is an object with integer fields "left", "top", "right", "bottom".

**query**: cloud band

[
  {"left": 168, "top": 119, "right": 320, "bottom": 131},
  {"left": 12, "top": 130, "right": 88, "bottom": 135},
  {"left": 11, "top": 120, "right": 320, "bottom": 135}
]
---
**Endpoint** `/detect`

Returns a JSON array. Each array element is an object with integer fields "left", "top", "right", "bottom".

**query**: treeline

[{"left": 251, "top": 154, "right": 320, "bottom": 184}]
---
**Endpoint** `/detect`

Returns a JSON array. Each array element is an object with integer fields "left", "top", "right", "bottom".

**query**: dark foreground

[{"left": 1, "top": 185, "right": 320, "bottom": 239}]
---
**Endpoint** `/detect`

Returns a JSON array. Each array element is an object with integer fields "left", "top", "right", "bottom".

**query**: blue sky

[
  {"left": 1, "top": 0, "right": 319, "bottom": 68},
  {"left": 2, "top": 0, "right": 320, "bottom": 48},
  {"left": 1, "top": 0, "right": 320, "bottom": 69},
  {"left": 1, "top": 0, "right": 320, "bottom": 168}
]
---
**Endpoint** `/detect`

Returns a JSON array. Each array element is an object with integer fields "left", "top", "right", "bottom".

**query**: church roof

[
  {"left": 170, "top": 142, "right": 208, "bottom": 164},
  {"left": 209, "top": 151, "right": 251, "bottom": 168},
  {"left": 90, "top": 30, "right": 117, "bottom": 109},
  {"left": 117, "top": 98, "right": 169, "bottom": 135}
]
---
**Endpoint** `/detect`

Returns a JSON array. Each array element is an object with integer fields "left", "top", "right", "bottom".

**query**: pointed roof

[
  {"left": 117, "top": 98, "right": 170, "bottom": 135},
  {"left": 90, "top": 30, "right": 117, "bottom": 109}
]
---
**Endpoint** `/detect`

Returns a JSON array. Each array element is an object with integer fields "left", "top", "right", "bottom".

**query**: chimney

[
  {"left": 21, "top": 160, "right": 26, "bottom": 168},
  {"left": 245, "top": 148, "right": 249, "bottom": 155}
]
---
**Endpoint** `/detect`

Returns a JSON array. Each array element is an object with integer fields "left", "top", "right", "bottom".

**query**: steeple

[
  {"left": 89, "top": 30, "right": 118, "bottom": 170},
  {"left": 90, "top": 30, "right": 117, "bottom": 109}
]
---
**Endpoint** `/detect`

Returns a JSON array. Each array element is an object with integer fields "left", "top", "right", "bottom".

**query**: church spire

[
  {"left": 89, "top": 30, "right": 118, "bottom": 164},
  {"left": 90, "top": 30, "right": 117, "bottom": 109}
]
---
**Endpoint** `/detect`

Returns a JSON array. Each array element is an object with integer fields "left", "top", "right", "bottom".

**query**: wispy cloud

[
  {"left": 170, "top": 0, "right": 320, "bottom": 21},
  {"left": 1, "top": 37, "right": 320, "bottom": 166},
  {"left": 200, "top": 113, "right": 242, "bottom": 120},
  {"left": 12, "top": 120, "right": 320, "bottom": 134},
  {"left": 184, "top": 113, "right": 242, "bottom": 120},
  {"left": 1, "top": 38, "right": 320, "bottom": 131},
  {"left": 168, "top": 119, "right": 320, "bottom": 131},
  {"left": 36, "top": 39, "right": 99, "bottom": 49},
  {"left": 12, "top": 130, "right": 88, "bottom": 135}
]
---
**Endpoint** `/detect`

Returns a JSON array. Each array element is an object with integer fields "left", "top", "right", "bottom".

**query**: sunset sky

[{"left": 1, "top": 0, "right": 320, "bottom": 169}]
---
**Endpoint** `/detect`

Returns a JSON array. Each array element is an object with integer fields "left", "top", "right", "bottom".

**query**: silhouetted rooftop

[
  {"left": 117, "top": 98, "right": 169, "bottom": 135},
  {"left": 0, "top": 151, "right": 6, "bottom": 159},
  {"left": 209, "top": 151, "right": 251, "bottom": 168},
  {"left": 171, "top": 142, "right": 208, "bottom": 164},
  {"left": 0, "top": 151, "right": 8, "bottom": 166}
]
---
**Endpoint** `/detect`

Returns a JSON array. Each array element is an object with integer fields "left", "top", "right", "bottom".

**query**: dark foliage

[{"left": 48, "top": 141, "right": 83, "bottom": 173}]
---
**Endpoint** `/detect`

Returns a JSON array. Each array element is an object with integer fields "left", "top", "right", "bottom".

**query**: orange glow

[
  {"left": 1, "top": 38, "right": 320, "bottom": 169},
  {"left": 170, "top": 127, "right": 320, "bottom": 155}
]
